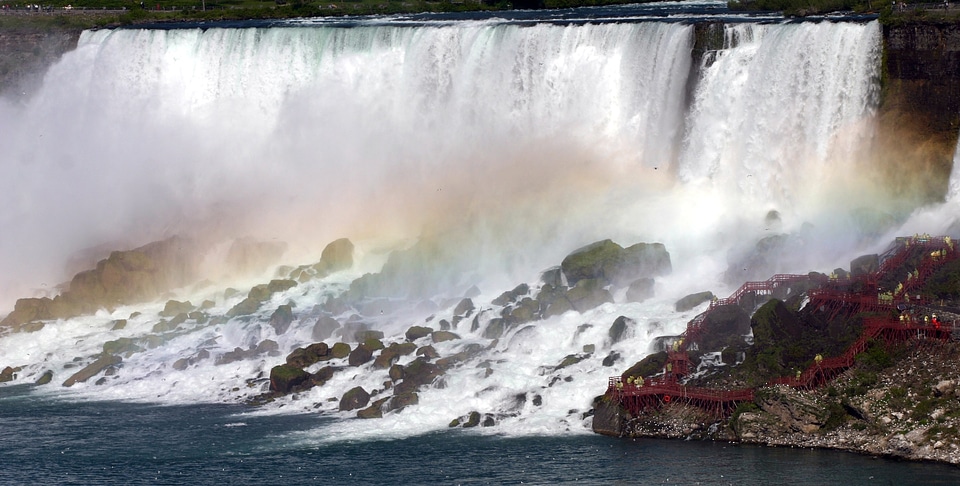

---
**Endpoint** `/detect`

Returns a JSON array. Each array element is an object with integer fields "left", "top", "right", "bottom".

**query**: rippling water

[{"left": 2, "top": 385, "right": 958, "bottom": 484}]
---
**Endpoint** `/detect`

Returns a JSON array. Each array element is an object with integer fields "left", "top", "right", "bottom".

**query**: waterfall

[{"left": 0, "top": 18, "right": 904, "bottom": 439}]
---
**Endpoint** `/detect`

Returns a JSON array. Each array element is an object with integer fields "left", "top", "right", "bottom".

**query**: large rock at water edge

[{"left": 339, "top": 386, "right": 371, "bottom": 412}]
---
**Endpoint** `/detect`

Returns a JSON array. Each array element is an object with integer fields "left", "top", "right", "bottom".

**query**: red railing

[{"left": 605, "top": 235, "right": 958, "bottom": 417}]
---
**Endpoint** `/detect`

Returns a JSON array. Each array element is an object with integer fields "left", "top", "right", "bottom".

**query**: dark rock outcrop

[
  {"left": 339, "top": 386, "right": 371, "bottom": 412},
  {"left": 560, "top": 239, "right": 671, "bottom": 287}
]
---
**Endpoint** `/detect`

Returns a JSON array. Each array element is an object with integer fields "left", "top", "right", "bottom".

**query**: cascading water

[{"left": 0, "top": 17, "right": 922, "bottom": 440}]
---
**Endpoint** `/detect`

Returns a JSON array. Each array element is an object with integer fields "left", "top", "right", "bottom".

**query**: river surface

[{"left": 2, "top": 384, "right": 959, "bottom": 484}]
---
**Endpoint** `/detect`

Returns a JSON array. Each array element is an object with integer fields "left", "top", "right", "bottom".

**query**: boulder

[
  {"left": 0, "top": 366, "right": 20, "bottom": 383},
  {"left": 373, "top": 342, "right": 417, "bottom": 370},
  {"left": 348, "top": 344, "right": 374, "bottom": 367},
  {"left": 453, "top": 298, "right": 476, "bottom": 316},
  {"left": 556, "top": 354, "right": 587, "bottom": 370},
  {"left": 313, "top": 238, "right": 355, "bottom": 276},
  {"left": 385, "top": 392, "right": 419, "bottom": 413},
  {"left": 286, "top": 343, "right": 330, "bottom": 369},
  {"left": 312, "top": 315, "right": 340, "bottom": 341},
  {"left": 608, "top": 316, "right": 632, "bottom": 344},
  {"left": 492, "top": 284, "right": 530, "bottom": 306},
  {"left": 357, "top": 397, "right": 389, "bottom": 419},
  {"left": 625, "top": 278, "right": 655, "bottom": 303},
  {"left": 62, "top": 354, "right": 122, "bottom": 387},
  {"left": 269, "top": 304, "right": 294, "bottom": 335},
  {"left": 330, "top": 342, "right": 351, "bottom": 359},
  {"left": 354, "top": 330, "right": 385, "bottom": 343},
  {"left": 339, "top": 386, "right": 371, "bottom": 412},
  {"left": 35, "top": 370, "right": 53, "bottom": 385},
  {"left": 675, "top": 291, "right": 714, "bottom": 312},
  {"left": 159, "top": 300, "right": 194, "bottom": 317},
  {"left": 431, "top": 331, "right": 461, "bottom": 343},
  {"left": 405, "top": 325, "right": 433, "bottom": 341},
  {"left": 850, "top": 254, "right": 880, "bottom": 278},
  {"left": 564, "top": 278, "right": 614, "bottom": 313},
  {"left": 560, "top": 239, "right": 671, "bottom": 287},
  {"left": 416, "top": 345, "right": 439, "bottom": 359},
  {"left": 102, "top": 337, "right": 142, "bottom": 357},
  {"left": 269, "top": 364, "right": 311, "bottom": 394},
  {"left": 394, "top": 357, "right": 443, "bottom": 395}
]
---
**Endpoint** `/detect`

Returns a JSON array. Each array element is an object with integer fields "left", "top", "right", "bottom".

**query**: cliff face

[
  {"left": 0, "top": 28, "right": 81, "bottom": 97},
  {"left": 876, "top": 22, "right": 960, "bottom": 203}
]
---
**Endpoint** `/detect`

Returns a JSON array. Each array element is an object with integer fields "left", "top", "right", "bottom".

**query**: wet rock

[
  {"left": 286, "top": 343, "right": 330, "bottom": 368},
  {"left": 625, "top": 278, "right": 655, "bottom": 303},
  {"left": 557, "top": 354, "right": 587, "bottom": 370},
  {"left": 373, "top": 342, "right": 417, "bottom": 370},
  {"left": 416, "top": 345, "right": 439, "bottom": 360},
  {"left": 492, "top": 284, "right": 530, "bottom": 306},
  {"left": 385, "top": 392, "right": 419, "bottom": 413},
  {"left": 348, "top": 343, "right": 374, "bottom": 367},
  {"left": 453, "top": 298, "right": 476, "bottom": 317},
  {"left": 110, "top": 319, "right": 127, "bottom": 331},
  {"left": 312, "top": 315, "right": 341, "bottom": 341},
  {"left": 0, "top": 366, "right": 20, "bottom": 383},
  {"left": 560, "top": 239, "right": 671, "bottom": 287},
  {"left": 675, "top": 291, "right": 714, "bottom": 312},
  {"left": 269, "top": 364, "right": 310, "bottom": 393},
  {"left": 602, "top": 352, "right": 621, "bottom": 367},
  {"left": 850, "top": 254, "right": 879, "bottom": 278},
  {"left": 355, "top": 330, "right": 385, "bottom": 343},
  {"left": 330, "top": 342, "right": 351, "bottom": 359},
  {"left": 608, "top": 316, "right": 632, "bottom": 344},
  {"left": 160, "top": 300, "right": 194, "bottom": 317},
  {"left": 62, "top": 354, "right": 122, "bottom": 387},
  {"left": 357, "top": 397, "right": 389, "bottom": 419},
  {"left": 405, "top": 325, "right": 433, "bottom": 341},
  {"left": 431, "top": 331, "right": 461, "bottom": 343},
  {"left": 269, "top": 304, "right": 294, "bottom": 335},
  {"left": 394, "top": 357, "right": 443, "bottom": 395},
  {"left": 35, "top": 370, "right": 53, "bottom": 385},
  {"left": 339, "top": 386, "right": 371, "bottom": 412},
  {"left": 102, "top": 337, "right": 142, "bottom": 357}
]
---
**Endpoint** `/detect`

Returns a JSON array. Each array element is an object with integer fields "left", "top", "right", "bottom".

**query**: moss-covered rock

[
  {"left": 560, "top": 239, "right": 671, "bottom": 288},
  {"left": 35, "top": 370, "right": 53, "bottom": 385},
  {"left": 622, "top": 351, "right": 668, "bottom": 380},
  {"left": 564, "top": 278, "right": 614, "bottom": 313},
  {"left": 269, "top": 364, "right": 311, "bottom": 393},
  {"left": 102, "top": 337, "right": 142, "bottom": 357},
  {"left": 431, "top": 331, "right": 461, "bottom": 343},
  {"left": 159, "top": 300, "right": 194, "bottom": 317},
  {"left": 348, "top": 343, "right": 374, "bottom": 367},
  {"left": 373, "top": 342, "right": 417, "bottom": 369},
  {"left": 330, "top": 342, "right": 351, "bottom": 359},
  {"left": 339, "top": 386, "right": 371, "bottom": 412},
  {"left": 395, "top": 357, "right": 443, "bottom": 395},
  {"left": 405, "top": 325, "right": 433, "bottom": 341},
  {"left": 286, "top": 342, "right": 330, "bottom": 369}
]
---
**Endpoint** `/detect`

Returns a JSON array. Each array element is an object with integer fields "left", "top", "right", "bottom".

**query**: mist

[{"left": 0, "top": 20, "right": 947, "bottom": 317}]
